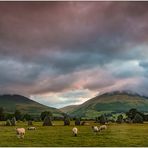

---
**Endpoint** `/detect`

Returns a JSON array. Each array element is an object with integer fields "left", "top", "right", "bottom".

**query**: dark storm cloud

[{"left": 0, "top": 1, "right": 148, "bottom": 107}]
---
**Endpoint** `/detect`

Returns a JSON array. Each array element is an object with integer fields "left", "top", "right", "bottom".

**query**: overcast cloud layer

[{"left": 0, "top": 2, "right": 148, "bottom": 108}]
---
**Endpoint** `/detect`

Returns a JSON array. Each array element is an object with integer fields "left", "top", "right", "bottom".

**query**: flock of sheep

[{"left": 16, "top": 124, "right": 107, "bottom": 139}]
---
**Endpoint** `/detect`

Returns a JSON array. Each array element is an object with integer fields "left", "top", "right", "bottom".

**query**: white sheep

[
  {"left": 92, "top": 126, "right": 99, "bottom": 134},
  {"left": 72, "top": 127, "right": 78, "bottom": 137},
  {"left": 16, "top": 128, "right": 25, "bottom": 139},
  {"left": 28, "top": 127, "right": 36, "bottom": 130},
  {"left": 99, "top": 125, "right": 107, "bottom": 131}
]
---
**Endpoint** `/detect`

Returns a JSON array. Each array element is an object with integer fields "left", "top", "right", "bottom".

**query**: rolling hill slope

[
  {"left": 0, "top": 94, "right": 63, "bottom": 116},
  {"left": 60, "top": 105, "right": 79, "bottom": 113},
  {"left": 62, "top": 91, "right": 148, "bottom": 118}
]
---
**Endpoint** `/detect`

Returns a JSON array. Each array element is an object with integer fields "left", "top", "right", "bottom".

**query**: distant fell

[
  {"left": 60, "top": 105, "right": 79, "bottom": 113},
  {"left": 0, "top": 94, "right": 63, "bottom": 116},
  {"left": 63, "top": 91, "right": 148, "bottom": 118}
]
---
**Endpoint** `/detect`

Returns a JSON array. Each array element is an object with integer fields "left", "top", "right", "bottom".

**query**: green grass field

[{"left": 0, "top": 121, "right": 148, "bottom": 147}]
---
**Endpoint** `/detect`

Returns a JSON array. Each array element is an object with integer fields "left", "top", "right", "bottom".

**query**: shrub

[
  {"left": 23, "top": 114, "right": 33, "bottom": 121},
  {"left": 0, "top": 107, "right": 5, "bottom": 121},
  {"left": 126, "top": 108, "right": 144, "bottom": 120},
  {"left": 133, "top": 113, "right": 143, "bottom": 123},
  {"left": 116, "top": 114, "right": 124, "bottom": 123},
  {"left": 14, "top": 110, "right": 22, "bottom": 121},
  {"left": 43, "top": 115, "right": 52, "bottom": 126}
]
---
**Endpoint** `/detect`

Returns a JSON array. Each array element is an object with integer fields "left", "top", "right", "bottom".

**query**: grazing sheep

[
  {"left": 99, "top": 125, "right": 107, "bottom": 131},
  {"left": 72, "top": 127, "right": 78, "bottom": 137},
  {"left": 92, "top": 126, "right": 99, "bottom": 134},
  {"left": 28, "top": 127, "right": 36, "bottom": 130},
  {"left": 16, "top": 128, "right": 25, "bottom": 139},
  {"left": 81, "top": 121, "right": 90, "bottom": 126}
]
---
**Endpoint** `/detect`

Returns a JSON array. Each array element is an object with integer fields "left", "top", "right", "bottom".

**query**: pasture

[{"left": 0, "top": 121, "right": 148, "bottom": 147}]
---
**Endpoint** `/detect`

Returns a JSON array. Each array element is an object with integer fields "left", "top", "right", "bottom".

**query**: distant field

[{"left": 0, "top": 121, "right": 148, "bottom": 147}]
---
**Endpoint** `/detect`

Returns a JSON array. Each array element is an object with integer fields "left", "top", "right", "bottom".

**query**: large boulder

[
  {"left": 6, "top": 119, "right": 12, "bottom": 126},
  {"left": 43, "top": 115, "right": 52, "bottom": 126},
  {"left": 11, "top": 117, "right": 17, "bottom": 126}
]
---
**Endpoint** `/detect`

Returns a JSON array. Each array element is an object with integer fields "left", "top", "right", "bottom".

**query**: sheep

[
  {"left": 99, "top": 125, "right": 107, "bottom": 131},
  {"left": 16, "top": 128, "right": 25, "bottom": 139},
  {"left": 72, "top": 127, "right": 78, "bottom": 137},
  {"left": 92, "top": 126, "right": 99, "bottom": 134},
  {"left": 28, "top": 127, "right": 36, "bottom": 130},
  {"left": 81, "top": 121, "right": 90, "bottom": 126}
]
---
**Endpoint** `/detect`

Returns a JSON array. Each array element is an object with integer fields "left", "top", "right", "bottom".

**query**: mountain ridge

[
  {"left": 0, "top": 94, "right": 63, "bottom": 116},
  {"left": 60, "top": 91, "right": 148, "bottom": 118}
]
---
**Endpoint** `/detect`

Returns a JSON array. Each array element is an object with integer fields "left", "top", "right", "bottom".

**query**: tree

[
  {"left": 116, "top": 114, "right": 124, "bottom": 123},
  {"left": 126, "top": 108, "right": 144, "bottom": 123},
  {"left": 23, "top": 114, "right": 32, "bottom": 121},
  {"left": 126, "top": 108, "right": 138, "bottom": 120},
  {"left": 133, "top": 113, "right": 143, "bottom": 123},
  {"left": 14, "top": 110, "right": 22, "bottom": 121},
  {"left": 43, "top": 115, "right": 52, "bottom": 126},
  {"left": 0, "top": 107, "right": 5, "bottom": 121},
  {"left": 40, "top": 111, "right": 52, "bottom": 121},
  {"left": 5, "top": 113, "right": 14, "bottom": 120},
  {"left": 99, "top": 114, "right": 107, "bottom": 124}
]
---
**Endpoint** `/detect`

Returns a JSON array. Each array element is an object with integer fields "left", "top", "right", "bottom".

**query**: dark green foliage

[
  {"left": 64, "top": 117, "right": 70, "bottom": 126},
  {"left": 0, "top": 107, "right": 5, "bottom": 121},
  {"left": 133, "top": 113, "right": 143, "bottom": 123},
  {"left": 116, "top": 114, "right": 124, "bottom": 123},
  {"left": 126, "top": 108, "right": 138, "bottom": 120},
  {"left": 40, "top": 111, "right": 52, "bottom": 121},
  {"left": 5, "top": 113, "right": 14, "bottom": 120},
  {"left": 43, "top": 115, "right": 52, "bottom": 126},
  {"left": 28, "top": 120, "right": 33, "bottom": 126},
  {"left": 14, "top": 110, "right": 22, "bottom": 121},
  {"left": 23, "top": 114, "right": 32, "bottom": 121},
  {"left": 99, "top": 114, "right": 107, "bottom": 124},
  {"left": 75, "top": 118, "right": 81, "bottom": 125},
  {"left": 11, "top": 117, "right": 16, "bottom": 126},
  {"left": 126, "top": 108, "right": 144, "bottom": 123},
  {"left": 144, "top": 114, "right": 148, "bottom": 121},
  {"left": 5, "top": 119, "right": 12, "bottom": 126},
  {"left": 53, "top": 116, "right": 64, "bottom": 121}
]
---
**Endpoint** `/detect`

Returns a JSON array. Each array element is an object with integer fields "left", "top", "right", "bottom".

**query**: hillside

[
  {"left": 60, "top": 105, "right": 79, "bottom": 113},
  {"left": 63, "top": 91, "right": 148, "bottom": 118},
  {"left": 0, "top": 94, "right": 63, "bottom": 116}
]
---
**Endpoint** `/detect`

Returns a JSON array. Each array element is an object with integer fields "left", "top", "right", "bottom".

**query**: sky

[{"left": 0, "top": 1, "right": 148, "bottom": 108}]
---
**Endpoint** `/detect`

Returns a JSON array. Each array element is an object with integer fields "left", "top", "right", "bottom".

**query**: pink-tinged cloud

[{"left": 0, "top": 1, "right": 148, "bottom": 107}]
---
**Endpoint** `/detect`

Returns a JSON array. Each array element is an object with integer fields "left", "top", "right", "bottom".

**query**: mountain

[
  {"left": 62, "top": 91, "right": 148, "bottom": 118},
  {"left": 60, "top": 105, "right": 79, "bottom": 113},
  {"left": 0, "top": 94, "right": 63, "bottom": 116}
]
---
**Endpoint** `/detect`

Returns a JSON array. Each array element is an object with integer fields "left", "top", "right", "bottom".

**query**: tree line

[
  {"left": 95, "top": 108, "right": 148, "bottom": 124},
  {"left": 0, "top": 107, "right": 148, "bottom": 124}
]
